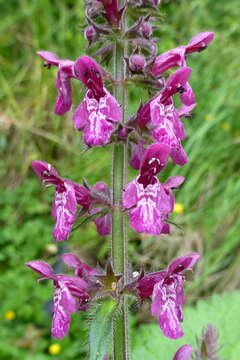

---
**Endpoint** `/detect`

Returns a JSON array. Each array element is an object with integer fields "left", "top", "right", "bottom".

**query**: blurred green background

[{"left": 1, "top": 0, "right": 240, "bottom": 359}]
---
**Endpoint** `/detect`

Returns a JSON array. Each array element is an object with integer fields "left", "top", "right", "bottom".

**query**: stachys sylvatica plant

[{"left": 26, "top": 1, "right": 214, "bottom": 359}]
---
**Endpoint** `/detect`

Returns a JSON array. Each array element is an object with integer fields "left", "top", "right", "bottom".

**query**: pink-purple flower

[
  {"left": 99, "top": 0, "right": 124, "bottom": 26},
  {"left": 61, "top": 253, "right": 99, "bottom": 278},
  {"left": 32, "top": 161, "right": 111, "bottom": 240},
  {"left": 151, "top": 32, "right": 214, "bottom": 76},
  {"left": 73, "top": 56, "right": 122, "bottom": 146},
  {"left": 137, "top": 253, "right": 200, "bottom": 339},
  {"left": 137, "top": 67, "right": 195, "bottom": 166},
  {"left": 26, "top": 259, "right": 97, "bottom": 338},
  {"left": 88, "top": 181, "right": 112, "bottom": 236},
  {"left": 123, "top": 143, "right": 184, "bottom": 235},
  {"left": 37, "top": 51, "right": 75, "bottom": 115},
  {"left": 32, "top": 160, "right": 89, "bottom": 242}
]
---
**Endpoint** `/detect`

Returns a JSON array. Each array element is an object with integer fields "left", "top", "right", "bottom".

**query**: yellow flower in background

[
  {"left": 48, "top": 343, "right": 61, "bottom": 355},
  {"left": 205, "top": 113, "right": 213, "bottom": 121},
  {"left": 174, "top": 203, "right": 184, "bottom": 214},
  {"left": 221, "top": 122, "right": 230, "bottom": 131},
  {"left": 4, "top": 310, "right": 16, "bottom": 320}
]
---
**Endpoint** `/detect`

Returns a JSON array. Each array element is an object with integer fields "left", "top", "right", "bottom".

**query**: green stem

[{"left": 111, "top": 5, "right": 129, "bottom": 360}]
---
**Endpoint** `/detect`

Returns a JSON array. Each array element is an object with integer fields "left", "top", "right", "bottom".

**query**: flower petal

[
  {"left": 73, "top": 98, "right": 88, "bottom": 130},
  {"left": 37, "top": 50, "right": 60, "bottom": 65},
  {"left": 74, "top": 56, "right": 104, "bottom": 99},
  {"left": 90, "top": 181, "right": 111, "bottom": 206},
  {"left": 55, "top": 70, "right": 72, "bottom": 115},
  {"left": 52, "top": 181, "right": 77, "bottom": 241},
  {"left": 139, "top": 143, "right": 170, "bottom": 187},
  {"left": 177, "top": 103, "right": 196, "bottom": 118},
  {"left": 124, "top": 179, "right": 169, "bottom": 235},
  {"left": 74, "top": 183, "right": 90, "bottom": 208},
  {"left": 164, "top": 176, "right": 185, "bottom": 189},
  {"left": 130, "top": 141, "right": 146, "bottom": 170},
  {"left": 151, "top": 46, "right": 186, "bottom": 76},
  {"left": 149, "top": 99, "right": 187, "bottom": 166},
  {"left": 166, "top": 67, "right": 192, "bottom": 92},
  {"left": 99, "top": 0, "right": 123, "bottom": 25},
  {"left": 26, "top": 260, "right": 55, "bottom": 279},
  {"left": 152, "top": 281, "right": 184, "bottom": 339},
  {"left": 186, "top": 31, "right": 214, "bottom": 54},
  {"left": 171, "top": 146, "right": 188, "bottom": 166},
  {"left": 137, "top": 271, "right": 167, "bottom": 298},
  {"left": 168, "top": 253, "right": 201, "bottom": 275},
  {"left": 122, "top": 180, "right": 138, "bottom": 209},
  {"left": 61, "top": 255, "right": 99, "bottom": 278},
  {"left": 74, "top": 89, "right": 120, "bottom": 147},
  {"left": 61, "top": 253, "right": 82, "bottom": 268},
  {"left": 180, "top": 82, "right": 195, "bottom": 106},
  {"left": 93, "top": 211, "right": 111, "bottom": 235},
  {"left": 32, "top": 160, "right": 59, "bottom": 183},
  {"left": 51, "top": 281, "right": 76, "bottom": 339}
]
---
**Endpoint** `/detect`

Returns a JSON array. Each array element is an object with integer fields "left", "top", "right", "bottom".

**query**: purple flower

[
  {"left": 185, "top": 32, "right": 215, "bottom": 54},
  {"left": 73, "top": 56, "right": 122, "bottom": 147},
  {"left": 151, "top": 32, "right": 214, "bottom": 76},
  {"left": 32, "top": 161, "right": 111, "bottom": 238},
  {"left": 161, "top": 176, "right": 185, "bottom": 234},
  {"left": 84, "top": 26, "right": 97, "bottom": 45},
  {"left": 89, "top": 182, "right": 112, "bottom": 235},
  {"left": 99, "top": 0, "right": 124, "bottom": 26},
  {"left": 32, "top": 161, "right": 90, "bottom": 242},
  {"left": 37, "top": 51, "right": 75, "bottom": 115},
  {"left": 139, "top": 21, "right": 153, "bottom": 38},
  {"left": 138, "top": 67, "right": 195, "bottom": 166},
  {"left": 129, "top": 54, "right": 146, "bottom": 73},
  {"left": 130, "top": 140, "right": 146, "bottom": 170},
  {"left": 151, "top": 46, "right": 186, "bottom": 75},
  {"left": 123, "top": 143, "right": 184, "bottom": 235},
  {"left": 61, "top": 253, "right": 99, "bottom": 278},
  {"left": 137, "top": 254, "right": 200, "bottom": 339},
  {"left": 26, "top": 260, "right": 92, "bottom": 338},
  {"left": 173, "top": 345, "right": 193, "bottom": 360}
]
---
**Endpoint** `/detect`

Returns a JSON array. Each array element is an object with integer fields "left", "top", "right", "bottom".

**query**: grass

[{"left": 1, "top": 0, "right": 240, "bottom": 358}]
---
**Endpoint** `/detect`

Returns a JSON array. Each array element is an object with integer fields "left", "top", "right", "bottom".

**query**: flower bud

[
  {"left": 129, "top": 54, "right": 146, "bottom": 73},
  {"left": 173, "top": 345, "right": 192, "bottom": 360},
  {"left": 139, "top": 22, "right": 153, "bottom": 38},
  {"left": 84, "top": 26, "right": 97, "bottom": 44}
]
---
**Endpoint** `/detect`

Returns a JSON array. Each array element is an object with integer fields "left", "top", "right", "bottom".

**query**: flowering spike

[{"left": 195, "top": 324, "right": 220, "bottom": 360}]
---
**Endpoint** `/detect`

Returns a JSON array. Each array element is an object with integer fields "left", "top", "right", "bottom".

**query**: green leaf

[
  {"left": 132, "top": 291, "right": 240, "bottom": 360},
  {"left": 89, "top": 298, "right": 118, "bottom": 360}
]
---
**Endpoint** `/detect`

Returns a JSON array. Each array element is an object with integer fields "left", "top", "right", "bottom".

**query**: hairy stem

[{"left": 111, "top": 4, "right": 129, "bottom": 360}]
